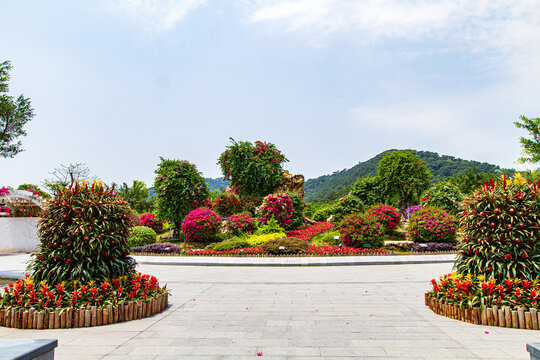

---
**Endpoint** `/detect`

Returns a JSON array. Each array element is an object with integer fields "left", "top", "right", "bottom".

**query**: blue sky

[{"left": 2, "top": 0, "right": 540, "bottom": 189}]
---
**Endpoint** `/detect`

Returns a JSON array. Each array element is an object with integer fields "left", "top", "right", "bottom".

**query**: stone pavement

[{"left": 1, "top": 254, "right": 539, "bottom": 359}]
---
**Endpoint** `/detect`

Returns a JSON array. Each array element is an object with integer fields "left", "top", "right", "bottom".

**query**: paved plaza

[{"left": 1, "top": 254, "right": 540, "bottom": 359}]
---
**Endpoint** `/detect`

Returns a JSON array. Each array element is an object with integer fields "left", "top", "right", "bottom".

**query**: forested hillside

[{"left": 304, "top": 150, "right": 513, "bottom": 203}]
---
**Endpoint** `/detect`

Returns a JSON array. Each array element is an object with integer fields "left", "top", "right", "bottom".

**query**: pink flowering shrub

[
  {"left": 0, "top": 187, "right": 11, "bottom": 197},
  {"left": 286, "top": 222, "right": 334, "bottom": 241},
  {"left": 0, "top": 205, "right": 12, "bottom": 214},
  {"left": 213, "top": 193, "right": 242, "bottom": 217},
  {"left": 224, "top": 213, "right": 257, "bottom": 235},
  {"left": 340, "top": 213, "right": 383, "bottom": 248},
  {"left": 257, "top": 193, "right": 294, "bottom": 229},
  {"left": 140, "top": 213, "right": 164, "bottom": 233},
  {"left": 182, "top": 207, "right": 221, "bottom": 243},
  {"left": 407, "top": 206, "right": 457, "bottom": 243},
  {"left": 366, "top": 204, "right": 401, "bottom": 232}
]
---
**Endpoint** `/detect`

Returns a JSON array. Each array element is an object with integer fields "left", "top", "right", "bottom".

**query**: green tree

[
  {"left": 17, "top": 183, "right": 50, "bottom": 199},
  {"left": 218, "top": 138, "right": 288, "bottom": 196},
  {"left": 515, "top": 115, "right": 540, "bottom": 164},
  {"left": 154, "top": 158, "right": 210, "bottom": 238},
  {"left": 447, "top": 167, "right": 494, "bottom": 195},
  {"left": 377, "top": 150, "right": 430, "bottom": 212},
  {"left": 349, "top": 175, "right": 385, "bottom": 207},
  {"left": 0, "top": 61, "right": 34, "bottom": 158},
  {"left": 117, "top": 180, "right": 154, "bottom": 213}
]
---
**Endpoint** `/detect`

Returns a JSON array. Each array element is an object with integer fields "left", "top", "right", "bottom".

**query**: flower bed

[
  {"left": 426, "top": 273, "right": 540, "bottom": 329},
  {"left": 0, "top": 273, "right": 168, "bottom": 329},
  {"left": 286, "top": 222, "right": 334, "bottom": 241},
  {"left": 183, "top": 245, "right": 387, "bottom": 256}
]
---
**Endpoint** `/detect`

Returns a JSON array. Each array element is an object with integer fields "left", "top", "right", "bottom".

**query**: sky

[{"left": 2, "top": 0, "right": 540, "bottom": 189}]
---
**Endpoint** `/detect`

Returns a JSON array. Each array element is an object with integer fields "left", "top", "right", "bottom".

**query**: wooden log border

[
  {"left": 0, "top": 293, "right": 168, "bottom": 330},
  {"left": 425, "top": 292, "right": 540, "bottom": 330}
]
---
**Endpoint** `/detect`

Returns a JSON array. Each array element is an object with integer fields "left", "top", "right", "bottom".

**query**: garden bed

[
  {"left": 130, "top": 249, "right": 457, "bottom": 257},
  {"left": 425, "top": 292, "right": 540, "bottom": 330}
]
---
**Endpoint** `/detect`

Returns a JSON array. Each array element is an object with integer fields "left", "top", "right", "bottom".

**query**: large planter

[{"left": 0, "top": 217, "right": 40, "bottom": 252}]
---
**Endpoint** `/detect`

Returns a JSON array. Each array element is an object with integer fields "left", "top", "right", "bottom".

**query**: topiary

[
  {"left": 206, "top": 238, "right": 252, "bottom": 251},
  {"left": 213, "top": 193, "right": 242, "bottom": 217},
  {"left": 27, "top": 181, "right": 136, "bottom": 285},
  {"left": 454, "top": 176, "right": 540, "bottom": 280},
  {"left": 128, "top": 226, "right": 157, "bottom": 248},
  {"left": 331, "top": 194, "right": 364, "bottom": 222},
  {"left": 139, "top": 213, "right": 164, "bottom": 233},
  {"left": 224, "top": 213, "right": 257, "bottom": 235},
  {"left": 366, "top": 204, "right": 401, "bottom": 233},
  {"left": 261, "top": 237, "right": 308, "bottom": 255},
  {"left": 218, "top": 138, "right": 288, "bottom": 197},
  {"left": 420, "top": 181, "right": 463, "bottom": 215},
  {"left": 339, "top": 213, "right": 383, "bottom": 248},
  {"left": 407, "top": 207, "right": 457, "bottom": 243},
  {"left": 257, "top": 193, "right": 294, "bottom": 229},
  {"left": 181, "top": 207, "right": 221, "bottom": 243}
]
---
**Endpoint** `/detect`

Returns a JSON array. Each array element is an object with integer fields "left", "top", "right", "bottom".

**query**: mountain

[
  {"left": 205, "top": 177, "right": 228, "bottom": 191},
  {"left": 303, "top": 150, "right": 514, "bottom": 203}
]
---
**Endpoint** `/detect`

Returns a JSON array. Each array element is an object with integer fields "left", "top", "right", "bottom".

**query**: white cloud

[{"left": 110, "top": 0, "right": 205, "bottom": 32}]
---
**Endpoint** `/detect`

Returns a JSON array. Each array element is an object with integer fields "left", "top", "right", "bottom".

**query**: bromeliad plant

[
  {"left": 454, "top": 176, "right": 540, "bottom": 281},
  {"left": 27, "top": 181, "right": 136, "bottom": 285}
]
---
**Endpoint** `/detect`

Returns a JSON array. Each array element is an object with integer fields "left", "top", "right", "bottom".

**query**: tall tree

[
  {"left": 0, "top": 60, "right": 34, "bottom": 158},
  {"left": 117, "top": 180, "right": 154, "bottom": 213},
  {"left": 377, "top": 150, "right": 431, "bottom": 212},
  {"left": 514, "top": 115, "right": 540, "bottom": 164}
]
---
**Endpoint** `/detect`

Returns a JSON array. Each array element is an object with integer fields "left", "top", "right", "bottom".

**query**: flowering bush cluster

[
  {"left": 184, "top": 245, "right": 387, "bottom": 256},
  {"left": 286, "top": 222, "right": 334, "bottom": 241},
  {"left": 0, "top": 205, "right": 12, "bottom": 214},
  {"left": 366, "top": 204, "right": 401, "bottom": 232},
  {"left": 181, "top": 207, "right": 221, "bottom": 243},
  {"left": 0, "top": 187, "right": 10, "bottom": 197},
  {"left": 186, "top": 247, "right": 265, "bottom": 256},
  {"left": 238, "top": 194, "right": 264, "bottom": 215},
  {"left": 224, "top": 213, "right": 257, "bottom": 235},
  {"left": 139, "top": 213, "right": 164, "bottom": 233},
  {"left": 407, "top": 207, "right": 457, "bottom": 243},
  {"left": 340, "top": 213, "right": 383, "bottom": 248},
  {"left": 0, "top": 273, "right": 166, "bottom": 310},
  {"left": 429, "top": 273, "right": 540, "bottom": 310},
  {"left": 405, "top": 205, "right": 421, "bottom": 216},
  {"left": 330, "top": 194, "right": 364, "bottom": 222},
  {"left": 257, "top": 193, "right": 294, "bottom": 229},
  {"left": 421, "top": 182, "right": 463, "bottom": 215},
  {"left": 213, "top": 193, "right": 242, "bottom": 217}
]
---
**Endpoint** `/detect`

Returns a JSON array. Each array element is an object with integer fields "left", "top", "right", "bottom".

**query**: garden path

[{"left": 0, "top": 254, "right": 539, "bottom": 359}]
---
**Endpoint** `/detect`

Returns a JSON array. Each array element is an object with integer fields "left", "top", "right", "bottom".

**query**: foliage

[
  {"left": 17, "top": 184, "right": 50, "bottom": 199},
  {"left": 128, "top": 226, "right": 157, "bottom": 248},
  {"left": 181, "top": 207, "right": 221, "bottom": 243},
  {"left": 421, "top": 181, "right": 463, "bottom": 215},
  {"left": 27, "top": 181, "right": 136, "bottom": 285},
  {"left": 377, "top": 150, "right": 431, "bottom": 212},
  {"left": 261, "top": 237, "right": 308, "bottom": 255},
  {"left": 454, "top": 176, "right": 540, "bottom": 281},
  {"left": 128, "top": 211, "right": 143, "bottom": 227},
  {"left": 310, "top": 230, "right": 342, "bottom": 245},
  {"left": 312, "top": 204, "right": 334, "bottom": 222},
  {"left": 411, "top": 242, "right": 456, "bottom": 252},
  {"left": 514, "top": 115, "right": 540, "bottom": 164},
  {"left": 331, "top": 194, "right": 364, "bottom": 222},
  {"left": 304, "top": 149, "right": 511, "bottom": 203},
  {"left": 286, "top": 222, "right": 335, "bottom": 241},
  {"left": 0, "top": 60, "right": 34, "bottom": 158},
  {"left": 154, "top": 158, "right": 210, "bottom": 237},
  {"left": 366, "top": 204, "right": 401, "bottom": 232},
  {"left": 447, "top": 167, "right": 498, "bottom": 196},
  {"left": 257, "top": 193, "right": 294, "bottom": 229},
  {"left": 139, "top": 213, "right": 164, "bottom": 233},
  {"left": 131, "top": 243, "right": 182, "bottom": 254},
  {"left": 218, "top": 138, "right": 288, "bottom": 196},
  {"left": 213, "top": 193, "right": 242, "bottom": 217},
  {"left": 303, "top": 202, "right": 327, "bottom": 218},
  {"left": 223, "top": 213, "right": 257, "bottom": 235},
  {"left": 206, "top": 239, "right": 252, "bottom": 251},
  {"left": 205, "top": 177, "right": 229, "bottom": 192},
  {"left": 339, "top": 213, "right": 383, "bottom": 248},
  {"left": 241, "top": 232, "right": 287, "bottom": 246},
  {"left": 349, "top": 176, "right": 385, "bottom": 207},
  {"left": 117, "top": 180, "right": 154, "bottom": 213},
  {"left": 407, "top": 207, "right": 457, "bottom": 243},
  {"left": 285, "top": 191, "right": 304, "bottom": 230},
  {"left": 0, "top": 273, "right": 165, "bottom": 310},
  {"left": 254, "top": 217, "right": 285, "bottom": 235},
  {"left": 238, "top": 194, "right": 264, "bottom": 216},
  {"left": 429, "top": 273, "right": 540, "bottom": 310},
  {"left": 184, "top": 245, "right": 387, "bottom": 256},
  {"left": 405, "top": 205, "right": 421, "bottom": 216},
  {"left": 186, "top": 247, "right": 265, "bottom": 256},
  {"left": 43, "top": 163, "right": 95, "bottom": 194}
]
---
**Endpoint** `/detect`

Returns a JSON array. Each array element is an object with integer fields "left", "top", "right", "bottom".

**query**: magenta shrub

[
  {"left": 140, "top": 213, "right": 164, "bottom": 233},
  {"left": 339, "top": 213, "right": 383, "bottom": 248},
  {"left": 182, "top": 207, "right": 221, "bottom": 243},
  {"left": 224, "top": 213, "right": 257, "bottom": 235},
  {"left": 366, "top": 204, "right": 401, "bottom": 232},
  {"left": 257, "top": 193, "right": 294, "bottom": 229},
  {"left": 407, "top": 206, "right": 457, "bottom": 243}
]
